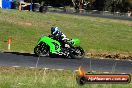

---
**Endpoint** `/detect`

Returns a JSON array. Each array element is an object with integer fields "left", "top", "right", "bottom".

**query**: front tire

[
  {"left": 34, "top": 42, "right": 49, "bottom": 57},
  {"left": 70, "top": 46, "right": 85, "bottom": 59}
]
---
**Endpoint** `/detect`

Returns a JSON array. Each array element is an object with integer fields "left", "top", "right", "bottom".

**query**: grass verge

[
  {"left": 0, "top": 67, "right": 131, "bottom": 88},
  {"left": 0, "top": 9, "right": 132, "bottom": 59}
]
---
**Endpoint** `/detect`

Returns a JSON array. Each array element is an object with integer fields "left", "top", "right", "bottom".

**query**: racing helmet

[{"left": 51, "top": 27, "right": 59, "bottom": 35}]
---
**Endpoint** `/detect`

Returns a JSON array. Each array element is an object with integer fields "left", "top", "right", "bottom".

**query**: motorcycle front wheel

[
  {"left": 69, "top": 46, "right": 85, "bottom": 59},
  {"left": 34, "top": 42, "right": 49, "bottom": 57}
]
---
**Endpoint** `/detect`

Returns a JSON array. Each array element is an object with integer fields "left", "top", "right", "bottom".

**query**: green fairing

[
  {"left": 37, "top": 36, "right": 61, "bottom": 53},
  {"left": 36, "top": 36, "right": 80, "bottom": 53},
  {"left": 67, "top": 38, "right": 80, "bottom": 45}
]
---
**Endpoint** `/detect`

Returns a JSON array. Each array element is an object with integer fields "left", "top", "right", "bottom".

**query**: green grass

[
  {"left": 0, "top": 9, "right": 132, "bottom": 53},
  {"left": 0, "top": 9, "right": 132, "bottom": 88},
  {"left": 0, "top": 67, "right": 131, "bottom": 88}
]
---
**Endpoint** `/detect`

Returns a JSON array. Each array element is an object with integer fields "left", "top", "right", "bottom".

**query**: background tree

[
  {"left": 92, "top": 0, "right": 105, "bottom": 11},
  {"left": 93, "top": 0, "right": 132, "bottom": 12},
  {"left": 25, "top": 0, "right": 132, "bottom": 12}
]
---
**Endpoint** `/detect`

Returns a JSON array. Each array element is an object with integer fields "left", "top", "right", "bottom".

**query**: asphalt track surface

[
  {"left": 49, "top": 11, "right": 132, "bottom": 21},
  {"left": 0, "top": 52, "right": 132, "bottom": 73}
]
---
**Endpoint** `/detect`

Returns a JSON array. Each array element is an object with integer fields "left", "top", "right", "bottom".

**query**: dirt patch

[
  {"left": 128, "top": 22, "right": 132, "bottom": 25},
  {"left": 124, "top": 21, "right": 132, "bottom": 25},
  {"left": 17, "top": 21, "right": 32, "bottom": 26},
  {"left": 86, "top": 50, "right": 132, "bottom": 60}
]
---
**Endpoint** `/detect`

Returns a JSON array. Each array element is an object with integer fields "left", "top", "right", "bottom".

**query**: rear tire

[{"left": 34, "top": 42, "right": 49, "bottom": 57}]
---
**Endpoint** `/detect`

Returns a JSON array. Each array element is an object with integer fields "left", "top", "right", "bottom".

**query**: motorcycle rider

[{"left": 49, "top": 27, "right": 71, "bottom": 48}]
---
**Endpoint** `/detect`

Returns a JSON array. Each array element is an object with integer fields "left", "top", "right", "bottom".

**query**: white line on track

[
  {"left": 12, "top": 66, "right": 21, "bottom": 68},
  {"left": 29, "top": 67, "right": 35, "bottom": 68},
  {"left": 103, "top": 72, "right": 110, "bottom": 73},
  {"left": 44, "top": 68, "right": 50, "bottom": 70},
  {"left": 56, "top": 69, "right": 64, "bottom": 71}
]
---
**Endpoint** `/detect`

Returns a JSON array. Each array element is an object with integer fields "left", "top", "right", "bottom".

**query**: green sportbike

[{"left": 34, "top": 35, "right": 85, "bottom": 59}]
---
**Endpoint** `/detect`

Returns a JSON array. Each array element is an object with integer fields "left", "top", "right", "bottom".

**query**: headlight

[{"left": 65, "top": 44, "right": 70, "bottom": 48}]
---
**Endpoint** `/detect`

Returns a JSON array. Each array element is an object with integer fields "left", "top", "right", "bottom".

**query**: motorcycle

[{"left": 34, "top": 35, "right": 85, "bottom": 59}]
